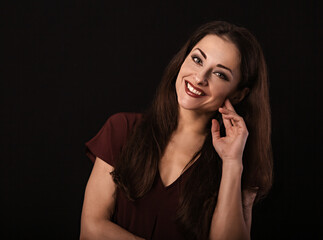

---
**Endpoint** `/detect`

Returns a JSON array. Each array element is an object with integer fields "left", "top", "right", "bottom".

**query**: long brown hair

[{"left": 112, "top": 21, "right": 273, "bottom": 239}]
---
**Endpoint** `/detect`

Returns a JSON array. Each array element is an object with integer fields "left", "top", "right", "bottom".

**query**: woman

[{"left": 80, "top": 21, "right": 273, "bottom": 240}]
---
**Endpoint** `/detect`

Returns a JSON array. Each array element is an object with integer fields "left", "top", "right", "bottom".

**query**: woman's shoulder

[
  {"left": 107, "top": 112, "right": 142, "bottom": 128},
  {"left": 85, "top": 112, "right": 142, "bottom": 164},
  {"left": 105, "top": 112, "right": 143, "bottom": 135},
  {"left": 108, "top": 112, "right": 142, "bottom": 121}
]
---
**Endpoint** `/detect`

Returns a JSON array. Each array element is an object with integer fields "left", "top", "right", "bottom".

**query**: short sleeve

[{"left": 85, "top": 112, "right": 142, "bottom": 167}]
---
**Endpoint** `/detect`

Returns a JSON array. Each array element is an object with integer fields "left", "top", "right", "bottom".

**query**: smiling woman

[
  {"left": 80, "top": 21, "right": 273, "bottom": 240},
  {"left": 176, "top": 35, "right": 244, "bottom": 114}
]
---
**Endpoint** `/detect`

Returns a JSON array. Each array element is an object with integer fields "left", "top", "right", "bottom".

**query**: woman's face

[{"left": 175, "top": 34, "right": 241, "bottom": 114}]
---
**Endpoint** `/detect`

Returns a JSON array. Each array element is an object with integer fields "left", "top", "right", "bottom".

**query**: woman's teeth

[{"left": 187, "top": 82, "right": 202, "bottom": 95}]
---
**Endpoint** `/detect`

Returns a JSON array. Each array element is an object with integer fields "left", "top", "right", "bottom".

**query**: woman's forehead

[{"left": 192, "top": 35, "right": 241, "bottom": 69}]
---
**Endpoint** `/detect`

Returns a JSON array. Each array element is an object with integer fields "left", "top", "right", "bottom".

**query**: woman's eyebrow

[
  {"left": 194, "top": 48, "right": 207, "bottom": 59},
  {"left": 216, "top": 64, "right": 233, "bottom": 75},
  {"left": 194, "top": 48, "right": 233, "bottom": 75}
]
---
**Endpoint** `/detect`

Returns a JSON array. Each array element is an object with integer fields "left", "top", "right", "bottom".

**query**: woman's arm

[
  {"left": 209, "top": 99, "right": 254, "bottom": 240},
  {"left": 209, "top": 162, "right": 248, "bottom": 240},
  {"left": 209, "top": 172, "right": 257, "bottom": 239},
  {"left": 80, "top": 157, "right": 145, "bottom": 240}
]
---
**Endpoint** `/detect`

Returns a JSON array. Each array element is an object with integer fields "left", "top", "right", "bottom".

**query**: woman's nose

[{"left": 194, "top": 71, "right": 208, "bottom": 86}]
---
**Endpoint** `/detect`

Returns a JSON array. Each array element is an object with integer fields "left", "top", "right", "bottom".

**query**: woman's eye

[
  {"left": 192, "top": 56, "right": 202, "bottom": 65},
  {"left": 214, "top": 72, "right": 228, "bottom": 81}
]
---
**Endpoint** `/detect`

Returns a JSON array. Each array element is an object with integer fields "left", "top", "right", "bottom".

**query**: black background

[{"left": 2, "top": 0, "right": 322, "bottom": 239}]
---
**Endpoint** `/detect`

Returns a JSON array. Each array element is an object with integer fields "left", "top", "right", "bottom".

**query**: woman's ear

[{"left": 230, "top": 87, "right": 250, "bottom": 104}]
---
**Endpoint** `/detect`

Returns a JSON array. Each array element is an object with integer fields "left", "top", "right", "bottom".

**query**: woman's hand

[{"left": 211, "top": 99, "right": 249, "bottom": 165}]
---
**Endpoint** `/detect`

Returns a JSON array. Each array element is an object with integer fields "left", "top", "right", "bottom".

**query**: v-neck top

[{"left": 85, "top": 112, "right": 197, "bottom": 240}]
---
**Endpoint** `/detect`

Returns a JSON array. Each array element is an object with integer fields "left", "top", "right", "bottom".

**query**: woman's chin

[
  {"left": 178, "top": 103, "right": 219, "bottom": 115},
  {"left": 178, "top": 101, "right": 200, "bottom": 111}
]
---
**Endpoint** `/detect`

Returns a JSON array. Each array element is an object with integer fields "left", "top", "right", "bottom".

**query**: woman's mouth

[{"left": 185, "top": 80, "right": 206, "bottom": 98}]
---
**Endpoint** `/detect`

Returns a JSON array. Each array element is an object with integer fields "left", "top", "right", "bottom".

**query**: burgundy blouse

[{"left": 85, "top": 112, "right": 197, "bottom": 240}]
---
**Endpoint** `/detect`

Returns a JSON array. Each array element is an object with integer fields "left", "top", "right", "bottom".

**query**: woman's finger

[
  {"left": 219, "top": 106, "right": 236, "bottom": 115},
  {"left": 219, "top": 107, "right": 237, "bottom": 128},
  {"left": 222, "top": 113, "right": 244, "bottom": 124},
  {"left": 222, "top": 115, "right": 247, "bottom": 132},
  {"left": 219, "top": 108, "right": 247, "bottom": 130},
  {"left": 211, "top": 119, "right": 221, "bottom": 140},
  {"left": 224, "top": 99, "right": 236, "bottom": 113},
  {"left": 222, "top": 111, "right": 234, "bottom": 129},
  {"left": 219, "top": 108, "right": 243, "bottom": 124}
]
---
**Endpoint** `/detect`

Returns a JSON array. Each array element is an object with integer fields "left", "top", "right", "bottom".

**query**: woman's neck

[{"left": 175, "top": 107, "right": 212, "bottom": 137}]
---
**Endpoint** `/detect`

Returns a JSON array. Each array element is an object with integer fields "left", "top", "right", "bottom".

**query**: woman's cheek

[{"left": 214, "top": 94, "right": 227, "bottom": 108}]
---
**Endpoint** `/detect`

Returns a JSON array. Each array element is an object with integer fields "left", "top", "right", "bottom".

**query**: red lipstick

[{"left": 184, "top": 80, "right": 206, "bottom": 98}]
